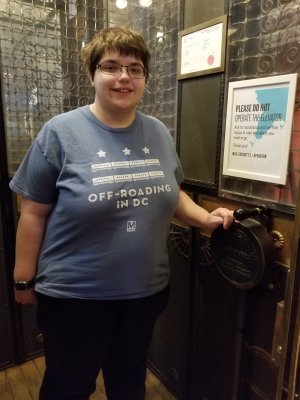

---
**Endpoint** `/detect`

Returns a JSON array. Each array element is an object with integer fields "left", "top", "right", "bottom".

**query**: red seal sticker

[{"left": 207, "top": 55, "right": 214, "bottom": 65}]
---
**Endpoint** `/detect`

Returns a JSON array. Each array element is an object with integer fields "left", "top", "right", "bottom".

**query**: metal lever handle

[{"left": 233, "top": 205, "right": 268, "bottom": 222}]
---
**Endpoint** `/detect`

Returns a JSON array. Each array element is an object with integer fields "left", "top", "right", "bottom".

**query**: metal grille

[
  {"left": 221, "top": 0, "right": 300, "bottom": 210},
  {"left": 228, "top": 0, "right": 300, "bottom": 79},
  {"left": 0, "top": 0, "right": 180, "bottom": 176},
  {"left": 108, "top": 0, "right": 180, "bottom": 137}
]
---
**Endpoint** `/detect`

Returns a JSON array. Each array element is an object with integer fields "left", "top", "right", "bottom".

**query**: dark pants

[{"left": 36, "top": 286, "right": 169, "bottom": 400}]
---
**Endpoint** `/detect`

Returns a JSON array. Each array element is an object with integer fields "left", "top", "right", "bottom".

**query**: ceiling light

[
  {"left": 139, "top": 0, "right": 152, "bottom": 7},
  {"left": 116, "top": 0, "right": 127, "bottom": 9}
]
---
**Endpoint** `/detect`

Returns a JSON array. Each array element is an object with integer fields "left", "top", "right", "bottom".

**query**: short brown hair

[{"left": 81, "top": 26, "right": 150, "bottom": 81}]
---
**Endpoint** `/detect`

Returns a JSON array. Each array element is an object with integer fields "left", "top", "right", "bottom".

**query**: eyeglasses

[{"left": 95, "top": 62, "right": 146, "bottom": 79}]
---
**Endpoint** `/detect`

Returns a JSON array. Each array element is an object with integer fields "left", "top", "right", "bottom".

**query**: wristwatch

[{"left": 14, "top": 278, "right": 36, "bottom": 291}]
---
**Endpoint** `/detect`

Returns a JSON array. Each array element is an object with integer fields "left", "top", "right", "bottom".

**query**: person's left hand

[{"left": 207, "top": 208, "right": 235, "bottom": 231}]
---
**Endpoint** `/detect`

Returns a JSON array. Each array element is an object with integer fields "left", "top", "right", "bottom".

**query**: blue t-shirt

[{"left": 10, "top": 106, "right": 184, "bottom": 299}]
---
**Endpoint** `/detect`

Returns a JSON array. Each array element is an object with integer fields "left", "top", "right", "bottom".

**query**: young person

[{"left": 10, "top": 26, "right": 234, "bottom": 400}]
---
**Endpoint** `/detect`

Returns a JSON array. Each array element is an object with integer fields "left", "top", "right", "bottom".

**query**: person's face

[{"left": 92, "top": 51, "right": 146, "bottom": 116}]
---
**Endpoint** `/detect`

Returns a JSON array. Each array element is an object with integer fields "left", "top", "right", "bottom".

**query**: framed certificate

[
  {"left": 222, "top": 73, "right": 298, "bottom": 184},
  {"left": 177, "top": 15, "right": 227, "bottom": 80}
]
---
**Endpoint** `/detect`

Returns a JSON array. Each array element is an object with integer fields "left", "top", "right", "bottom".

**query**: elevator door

[
  {"left": 0, "top": 201, "right": 15, "bottom": 369},
  {"left": 0, "top": 73, "right": 17, "bottom": 368}
]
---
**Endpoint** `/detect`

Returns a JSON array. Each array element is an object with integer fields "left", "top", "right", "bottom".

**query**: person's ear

[{"left": 88, "top": 73, "right": 95, "bottom": 86}]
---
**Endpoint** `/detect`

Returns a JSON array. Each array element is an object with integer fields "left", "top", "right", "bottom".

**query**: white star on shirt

[
  {"left": 142, "top": 146, "right": 150, "bottom": 155},
  {"left": 97, "top": 149, "right": 106, "bottom": 158},
  {"left": 123, "top": 147, "right": 131, "bottom": 156}
]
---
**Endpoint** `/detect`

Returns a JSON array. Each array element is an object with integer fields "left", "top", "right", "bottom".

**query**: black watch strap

[{"left": 14, "top": 278, "right": 36, "bottom": 291}]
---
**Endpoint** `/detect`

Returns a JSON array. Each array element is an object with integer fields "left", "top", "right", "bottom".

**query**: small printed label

[{"left": 127, "top": 221, "right": 136, "bottom": 232}]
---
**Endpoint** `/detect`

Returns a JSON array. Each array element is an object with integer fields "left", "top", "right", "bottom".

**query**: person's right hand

[{"left": 14, "top": 288, "right": 37, "bottom": 304}]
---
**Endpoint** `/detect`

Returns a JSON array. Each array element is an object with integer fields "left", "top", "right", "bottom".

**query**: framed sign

[
  {"left": 177, "top": 15, "right": 227, "bottom": 80},
  {"left": 222, "top": 73, "right": 297, "bottom": 185}
]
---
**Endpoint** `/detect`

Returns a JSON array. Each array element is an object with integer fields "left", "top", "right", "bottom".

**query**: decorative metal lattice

[
  {"left": 229, "top": 0, "right": 300, "bottom": 80},
  {"left": 221, "top": 0, "right": 300, "bottom": 210},
  {"left": 196, "top": 233, "right": 213, "bottom": 267},
  {"left": 0, "top": 0, "right": 180, "bottom": 175},
  {"left": 169, "top": 224, "right": 190, "bottom": 259}
]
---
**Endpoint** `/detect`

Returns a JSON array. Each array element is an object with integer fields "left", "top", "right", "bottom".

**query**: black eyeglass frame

[{"left": 95, "top": 62, "right": 146, "bottom": 79}]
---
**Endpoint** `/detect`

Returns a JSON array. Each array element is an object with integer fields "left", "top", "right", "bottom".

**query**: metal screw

[{"left": 277, "top": 345, "right": 283, "bottom": 354}]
